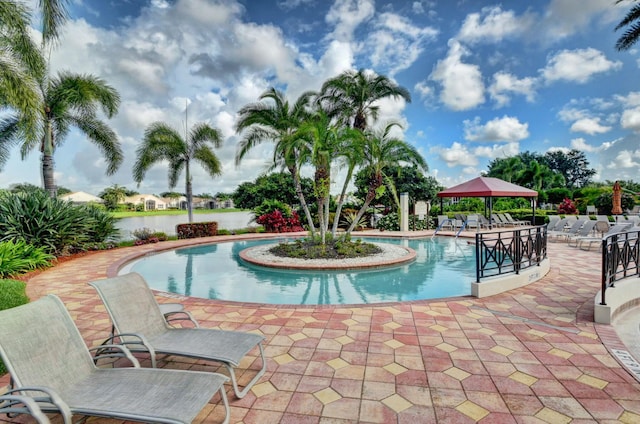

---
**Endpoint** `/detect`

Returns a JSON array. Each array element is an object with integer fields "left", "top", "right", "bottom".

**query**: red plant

[
  {"left": 256, "top": 210, "right": 303, "bottom": 232},
  {"left": 557, "top": 197, "right": 577, "bottom": 214}
]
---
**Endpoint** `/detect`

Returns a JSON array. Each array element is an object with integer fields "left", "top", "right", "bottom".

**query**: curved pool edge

[{"left": 239, "top": 243, "right": 416, "bottom": 270}]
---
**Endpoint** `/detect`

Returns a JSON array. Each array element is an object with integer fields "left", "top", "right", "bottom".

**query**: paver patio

[{"left": 1, "top": 230, "right": 640, "bottom": 423}]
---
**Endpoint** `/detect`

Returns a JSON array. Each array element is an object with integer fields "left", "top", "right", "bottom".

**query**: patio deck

[{"left": 1, "top": 230, "right": 640, "bottom": 423}]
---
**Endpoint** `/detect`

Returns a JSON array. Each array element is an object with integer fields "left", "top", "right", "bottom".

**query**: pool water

[{"left": 121, "top": 237, "right": 476, "bottom": 305}]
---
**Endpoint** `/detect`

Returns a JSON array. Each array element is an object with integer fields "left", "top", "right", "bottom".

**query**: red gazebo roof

[{"left": 437, "top": 176, "right": 538, "bottom": 198}]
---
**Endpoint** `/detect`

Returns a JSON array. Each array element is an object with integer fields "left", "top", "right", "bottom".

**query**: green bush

[
  {"left": 0, "top": 240, "right": 54, "bottom": 278},
  {"left": 0, "top": 191, "right": 120, "bottom": 255},
  {"left": 252, "top": 199, "right": 293, "bottom": 220},
  {"left": 0, "top": 279, "right": 29, "bottom": 374}
]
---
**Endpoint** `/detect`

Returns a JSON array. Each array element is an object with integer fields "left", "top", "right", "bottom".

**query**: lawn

[{"left": 111, "top": 208, "right": 245, "bottom": 218}]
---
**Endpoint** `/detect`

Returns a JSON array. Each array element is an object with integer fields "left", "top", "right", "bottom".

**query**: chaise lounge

[
  {"left": 0, "top": 295, "right": 230, "bottom": 424},
  {"left": 90, "top": 272, "right": 267, "bottom": 399}
]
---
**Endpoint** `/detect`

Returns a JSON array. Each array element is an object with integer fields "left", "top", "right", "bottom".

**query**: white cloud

[
  {"left": 473, "top": 142, "right": 520, "bottom": 159},
  {"left": 540, "top": 0, "right": 624, "bottom": 42},
  {"left": 606, "top": 150, "right": 640, "bottom": 169},
  {"left": 326, "top": 0, "right": 375, "bottom": 42},
  {"left": 569, "top": 137, "right": 615, "bottom": 152},
  {"left": 457, "top": 6, "right": 532, "bottom": 44},
  {"left": 620, "top": 106, "right": 640, "bottom": 132},
  {"left": 569, "top": 118, "right": 611, "bottom": 135},
  {"left": 430, "top": 142, "right": 478, "bottom": 167},
  {"left": 615, "top": 91, "right": 640, "bottom": 107},
  {"left": 488, "top": 71, "right": 537, "bottom": 107},
  {"left": 464, "top": 116, "right": 529, "bottom": 143},
  {"left": 429, "top": 40, "right": 485, "bottom": 111},
  {"left": 540, "top": 48, "right": 622, "bottom": 84}
]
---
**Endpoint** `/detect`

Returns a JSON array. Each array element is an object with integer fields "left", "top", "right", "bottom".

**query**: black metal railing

[
  {"left": 600, "top": 230, "right": 640, "bottom": 305},
  {"left": 475, "top": 225, "right": 547, "bottom": 281}
]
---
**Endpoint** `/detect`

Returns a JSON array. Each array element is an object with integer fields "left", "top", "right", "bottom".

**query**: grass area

[{"left": 111, "top": 208, "right": 246, "bottom": 218}]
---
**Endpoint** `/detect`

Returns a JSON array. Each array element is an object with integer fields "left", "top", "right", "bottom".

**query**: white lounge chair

[
  {"left": 90, "top": 272, "right": 267, "bottom": 399},
  {"left": 0, "top": 295, "right": 230, "bottom": 424}
]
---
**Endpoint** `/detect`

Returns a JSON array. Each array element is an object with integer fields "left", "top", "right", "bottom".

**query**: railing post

[
  {"left": 600, "top": 238, "right": 607, "bottom": 305},
  {"left": 475, "top": 232, "right": 481, "bottom": 282},
  {"left": 514, "top": 229, "right": 521, "bottom": 275}
]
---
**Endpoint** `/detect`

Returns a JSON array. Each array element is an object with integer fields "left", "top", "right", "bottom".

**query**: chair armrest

[
  {"left": 164, "top": 311, "right": 200, "bottom": 328},
  {"left": 98, "top": 332, "right": 158, "bottom": 367},
  {"left": 2, "top": 386, "right": 73, "bottom": 424},
  {"left": 89, "top": 343, "right": 141, "bottom": 367}
]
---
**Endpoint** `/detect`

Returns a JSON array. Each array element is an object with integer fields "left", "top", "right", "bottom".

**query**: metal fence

[
  {"left": 600, "top": 230, "right": 640, "bottom": 306},
  {"left": 475, "top": 225, "right": 548, "bottom": 282}
]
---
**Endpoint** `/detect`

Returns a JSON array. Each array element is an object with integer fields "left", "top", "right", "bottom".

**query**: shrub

[
  {"left": 377, "top": 213, "right": 399, "bottom": 231},
  {"left": 176, "top": 222, "right": 218, "bottom": 239},
  {"left": 256, "top": 210, "right": 304, "bottom": 233},
  {"left": 546, "top": 188, "right": 572, "bottom": 204},
  {"left": 0, "top": 279, "right": 29, "bottom": 374},
  {"left": 0, "top": 191, "right": 119, "bottom": 255},
  {"left": 253, "top": 199, "right": 292, "bottom": 220},
  {"left": 594, "top": 192, "right": 635, "bottom": 215},
  {"left": 0, "top": 240, "right": 54, "bottom": 278},
  {"left": 557, "top": 198, "right": 577, "bottom": 214}
]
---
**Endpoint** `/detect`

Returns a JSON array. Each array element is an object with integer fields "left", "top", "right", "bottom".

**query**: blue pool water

[{"left": 120, "top": 237, "right": 476, "bottom": 305}]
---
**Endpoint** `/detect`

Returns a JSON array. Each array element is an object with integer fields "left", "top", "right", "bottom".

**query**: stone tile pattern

[{"left": 1, "top": 232, "right": 640, "bottom": 423}]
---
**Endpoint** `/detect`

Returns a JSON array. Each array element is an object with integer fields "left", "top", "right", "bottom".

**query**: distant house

[
  {"left": 161, "top": 196, "right": 187, "bottom": 209},
  {"left": 59, "top": 191, "right": 104, "bottom": 204},
  {"left": 123, "top": 194, "right": 167, "bottom": 211}
]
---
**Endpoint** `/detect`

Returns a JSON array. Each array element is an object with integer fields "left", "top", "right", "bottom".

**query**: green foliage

[
  {"left": 253, "top": 199, "right": 293, "bottom": 219},
  {"left": 448, "top": 198, "right": 484, "bottom": 212},
  {"left": 270, "top": 236, "right": 381, "bottom": 259},
  {"left": 543, "top": 149, "right": 596, "bottom": 189},
  {"left": 0, "top": 240, "right": 54, "bottom": 278},
  {"left": 233, "top": 172, "right": 315, "bottom": 210},
  {"left": 0, "top": 191, "right": 120, "bottom": 255},
  {"left": 0, "top": 279, "right": 29, "bottom": 374},
  {"left": 176, "top": 222, "right": 218, "bottom": 239},
  {"left": 340, "top": 211, "right": 368, "bottom": 230},
  {"left": 545, "top": 188, "right": 572, "bottom": 204},
  {"left": 376, "top": 213, "right": 399, "bottom": 231},
  {"left": 594, "top": 192, "right": 635, "bottom": 215}
]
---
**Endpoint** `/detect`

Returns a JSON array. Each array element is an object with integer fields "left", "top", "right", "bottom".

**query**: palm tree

[
  {"left": 1, "top": 0, "right": 122, "bottom": 197},
  {"left": 319, "top": 69, "right": 411, "bottom": 131},
  {"left": 346, "top": 122, "right": 427, "bottom": 234},
  {"left": 0, "top": 1, "right": 45, "bottom": 163},
  {"left": 235, "top": 88, "right": 317, "bottom": 232},
  {"left": 133, "top": 122, "right": 223, "bottom": 223},
  {"left": 615, "top": 0, "right": 640, "bottom": 51}
]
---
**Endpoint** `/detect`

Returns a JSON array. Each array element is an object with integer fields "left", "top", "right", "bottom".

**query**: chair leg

[
  {"left": 218, "top": 384, "right": 230, "bottom": 424},
  {"left": 223, "top": 343, "right": 267, "bottom": 398}
]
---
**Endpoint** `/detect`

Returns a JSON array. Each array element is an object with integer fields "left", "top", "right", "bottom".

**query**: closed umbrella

[{"left": 612, "top": 181, "right": 623, "bottom": 217}]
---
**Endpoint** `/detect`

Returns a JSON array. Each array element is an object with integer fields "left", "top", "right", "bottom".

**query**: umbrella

[{"left": 612, "top": 181, "right": 623, "bottom": 216}]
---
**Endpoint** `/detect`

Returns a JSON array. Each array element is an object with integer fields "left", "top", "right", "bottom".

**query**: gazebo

[{"left": 437, "top": 176, "right": 538, "bottom": 227}]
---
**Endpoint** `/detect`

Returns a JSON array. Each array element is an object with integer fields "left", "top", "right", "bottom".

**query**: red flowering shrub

[
  {"left": 256, "top": 210, "right": 304, "bottom": 232},
  {"left": 557, "top": 198, "right": 577, "bottom": 214}
]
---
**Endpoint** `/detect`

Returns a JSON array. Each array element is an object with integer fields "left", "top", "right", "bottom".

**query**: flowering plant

[
  {"left": 557, "top": 197, "right": 577, "bottom": 214},
  {"left": 256, "top": 210, "right": 304, "bottom": 232}
]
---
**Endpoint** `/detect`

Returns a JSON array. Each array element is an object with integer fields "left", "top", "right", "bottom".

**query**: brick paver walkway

[{"left": 2, "top": 231, "right": 640, "bottom": 423}]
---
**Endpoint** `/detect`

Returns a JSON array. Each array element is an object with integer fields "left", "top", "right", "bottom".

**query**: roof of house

[
  {"left": 437, "top": 176, "right": 538, "bottom": 198},
  {"left": 59, "top": 191, "right": 104, "bottom": 203}
]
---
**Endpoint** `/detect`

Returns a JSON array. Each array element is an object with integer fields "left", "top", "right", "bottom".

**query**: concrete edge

[
  {"left": 471, "top": 259, "right": 551, "bottom": 298},
  {"left": 594, "top": 277, "right": 640, "bottom": 324}
]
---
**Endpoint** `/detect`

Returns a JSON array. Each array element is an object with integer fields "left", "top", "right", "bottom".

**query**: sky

[{"left": 2, "top": 0, "right": 639, "bottom": 198}]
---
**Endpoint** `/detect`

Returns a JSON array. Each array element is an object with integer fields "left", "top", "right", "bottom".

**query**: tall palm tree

[
  {"left": 615, "top": 0, "right": 640, "bottom": 51},
  {"left": 0, "top": 1, "right": 45, "bottom": 163},
  {"left": 235, "top": 88, "right": 317, "bottom": 232},
  {"left": 319, "top": 69, "right": 411, "bottom": 131},
  {"left": 1, "top": 0, "right": 122, "bottom": 197},
  {"left": 331, "top": 129, "right": 366, "bottom": 236},
  {"left": 133, "top": 122, "right": 223, "bottom": 223},
  {"left": 346, "top": 122, "right": 427, "bottom": 234}
]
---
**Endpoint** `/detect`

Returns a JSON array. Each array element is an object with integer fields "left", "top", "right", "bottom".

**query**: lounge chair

[
  {"left": 90, "top": 272, "right": 267, "bottom": 399},
  {"left": 577, "top": 223, "right": 634, "bottom": 251},
  {"left": 549, "top": 219, "right": 586, "bottom": 241},
  {"left": 502, "top": 213, "right": 529, "bottom": 226},
  {"left": 437, "top": 215, "right": 454, "bottom": 231},
  {"left": 566, "top": 220, "right": 597, "bottom": 246},
  {"left": 0, "top": 391, "right": 60, "bottom": 423},
  {"left": 546, "top": 215, "right": 560, "bottom": 231},
  {"left": 0, "top": 295, "right": 230, "bottom": 424},
  {"left": 490, "top": 213, "right": 508, "bottom": 227}
]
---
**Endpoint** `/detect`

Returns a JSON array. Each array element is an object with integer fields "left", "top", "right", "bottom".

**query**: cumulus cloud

[
  {"left": 569, "top": 118, "right": 611, "bottom": 135},
  {"left": 463, "top": 116, "right": 529, "bottom": 143},
  {"left": 539, "top": 0, "right": 624, "bottom": 42},
  {"left": 488, "top": 71, "right": 537, "bottom": 107},
  {"left": 473, "top": 142, "right": 520, "bottom": 159},
  {"left": 429, "top": 40, "right": 485, "bottom": 111},
  {"left": 620, "top": 107, "right": 640, "bottom": 132},
  {"left": 457, "top": 6, "right": 533, "bottom": 44},
  {"left": 540, "top": 48, "right": 622, "bottom": 84},
  {"left": 430, "top": 142, "right": 478, "bottom": 167},
  {"left": 569, "top": 137, "right": 615, "bottom": 152},
  {"left": 326, "top": 0, "right": 375, "bottom": 42},
  {"left": 607, "top": 150, "right": 640, "bottom": 169}
]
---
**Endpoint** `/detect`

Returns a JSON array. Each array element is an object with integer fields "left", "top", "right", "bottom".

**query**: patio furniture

[
  {"left": 502, "top": 213, "right": 529, "bottom": 226},
  {"left": 0, "top": 294, "right": 230, "bottom": 424},
  {"left": 436, "top": 215, "right": 454, "bottom": 231},
  {"left": 90, "top": 272, "right": 267, "bottom": 399},
  {"left": 566, "top": 220, "right": 597, "bottom": 246},
  {"left": 549, "top": 219, "right": 586, "bottom": 241},
  {"left": 586, "top": 205, "right": 596, "bottom": 215},
  {"left": 577, "top": 223, "right": 634, "bottom": 251},
  {"left": 0, "top": 391, "right": 61, "bottom": 423}
]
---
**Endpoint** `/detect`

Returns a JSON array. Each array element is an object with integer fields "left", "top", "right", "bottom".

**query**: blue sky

[{"left": 2, "top": 0, "right": 639, "bottom": 197}]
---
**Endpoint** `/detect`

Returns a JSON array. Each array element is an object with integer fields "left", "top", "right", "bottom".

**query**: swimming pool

[{"left": 120, "top": 237, "right": 476, "bottom": 305}]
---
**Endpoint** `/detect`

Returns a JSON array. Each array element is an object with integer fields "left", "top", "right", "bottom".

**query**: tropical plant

[
  {"left": 557, "top": 198, "right": 577, "bottom": 215},
  {"left": 543, "top": 149, "right": 596, "bottom": 189},
  {"left": 0, "top": 240, "right": 54, "bottom": 278},
  {"left": 232, "top": 172, "right": 314, "bottom": 210},
  {"left": 133, "top": 122, "right": 223, "bottom": 223},
  {"left": 99, "top": 184, "right": 128, "bottom": 211},
  {"left": 615, "top": 0, "right": 640, "bottom": 51},
  {"left": 0, "top": 191, "right": 118, "bottom": 254},
  {"left": 235, "top": 88, "right": 317, "bottom": 232},
  {"left": 318, "top": 69, "right": 411, "bottom": 131},
  {"left": 0, "top": 0, "right": 122, "bottom": 197},
  {"left": 0, "top": 278, "right": 29, "bottom": 374},
  {"left": 346, "top": 122, "right": 427, "bottom": 234}
]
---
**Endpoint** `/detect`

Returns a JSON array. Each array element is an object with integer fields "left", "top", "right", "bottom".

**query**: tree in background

[
  {"left": 543, "top": 149, "right": 596, "bottom": 189},
  {"left": 232, "top": 172, "right": 314, "bottom": 210},
  {"left": 133, "top": 122, "right": 223, "bottom": 223},
  {"left": 99, "top": 184, "right": 128, "bottom": 211},
  {"left": 615, "top": 0, "right": 640, "bottom": 51}
]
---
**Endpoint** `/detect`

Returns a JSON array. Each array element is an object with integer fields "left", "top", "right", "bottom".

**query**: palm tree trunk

[
  {"left": 346, "top": 188, "right": 376, "bottom": 234},
  {"left": 185, "top": 162, "right": 193, "bottom": 223},
  {"left": 289, "top": 165, "right": 315, "bottom": 234},
  {"left": 331, "top": 166, "right": 354, "bottom": 237},
  {"left": 42, "top": 121, "right": 56, "bottom": 197}
]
